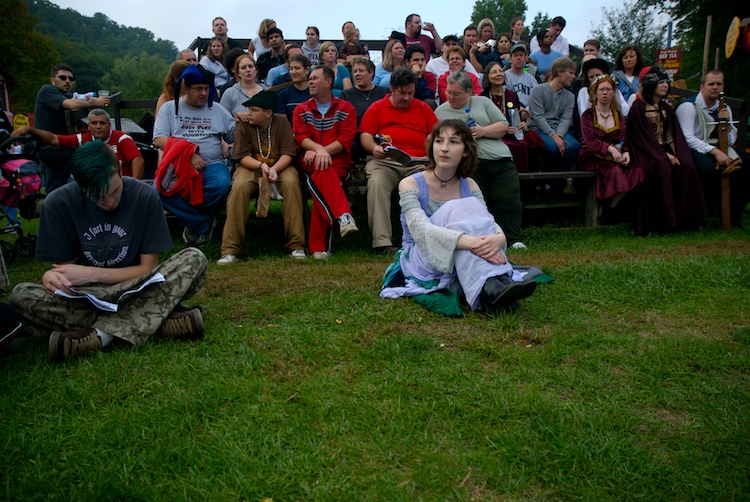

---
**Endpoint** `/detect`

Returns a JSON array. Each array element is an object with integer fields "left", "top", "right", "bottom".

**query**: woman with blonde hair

[
  {"left": 155, "top": 60, "right": 190, "bottom": 119},
  {"left": 373, "top": 39, "right": 406, "bottom": 87},
  {"left": 318, "top": 41, "right": 352, "bottom": 97},
  {"left": 247, "top": 18, "right": 276, "bottom": 58},
  {"left": 477, "top": 18, "right": 495, "bottom": 56}
]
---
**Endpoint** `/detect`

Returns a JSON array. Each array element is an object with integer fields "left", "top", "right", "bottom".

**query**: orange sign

[{"left": 656, "top": 47, "right": 681, "bottom": 79}]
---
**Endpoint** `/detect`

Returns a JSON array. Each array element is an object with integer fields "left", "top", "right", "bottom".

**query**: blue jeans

[
  {"left": 538, "top": 132, "right": 580, "bottom": 172},
  {"left": 159, "top": 162, "right": 231, "bottom": 234},
  {"left": 36, "top": 146, "right": 72, "bottom": 194}
]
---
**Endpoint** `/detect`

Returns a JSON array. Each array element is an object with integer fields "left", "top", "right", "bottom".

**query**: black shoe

[
  {"left": 484, "top": 300, "right": 519, "bottom": 315},
  {"left": 517, "top": 276, "right": 537, "bottom": 301},
  {"left": 481, "top": 275, "right": 525, "bottom": 307}
]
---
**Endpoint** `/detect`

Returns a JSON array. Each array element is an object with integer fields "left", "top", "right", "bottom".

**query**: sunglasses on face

[{"left": 57, "top": 75, "right": 75, "bottom": 82}]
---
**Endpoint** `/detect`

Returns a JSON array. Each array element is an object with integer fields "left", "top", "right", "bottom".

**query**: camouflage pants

[{"left": 9, "top": 248, "right": 207, "bottom": 346}]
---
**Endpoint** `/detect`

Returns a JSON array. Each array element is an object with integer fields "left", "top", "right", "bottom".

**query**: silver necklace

[
  {"left": 255, "top": 115, "right": 273, "bottom": 159},
  {"left": 357, "top": 86, "right": 374, "bottom": 101},
  {"left": 433, "top": 170, "right": 456, "bottom": 188}
]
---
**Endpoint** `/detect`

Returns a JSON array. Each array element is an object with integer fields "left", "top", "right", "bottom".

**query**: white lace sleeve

[{"left": 400, "top": 189, "right": 463, "bottom": 273}]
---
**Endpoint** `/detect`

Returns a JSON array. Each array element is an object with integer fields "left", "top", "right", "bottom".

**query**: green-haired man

[{"left": 9, "top": 141, "right": 208, "bottom": 362}]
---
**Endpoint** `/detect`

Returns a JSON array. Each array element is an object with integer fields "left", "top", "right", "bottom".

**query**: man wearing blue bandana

[{"left": 153, "top": 65, "right": 235, "bottom": 246}]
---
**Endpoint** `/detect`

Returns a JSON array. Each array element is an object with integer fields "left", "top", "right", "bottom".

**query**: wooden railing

[{"left": 188, "top": 38, "right": 584, "bottom": 59}]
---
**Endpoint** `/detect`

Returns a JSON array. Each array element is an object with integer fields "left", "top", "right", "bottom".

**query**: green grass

[{"left": 1, "top": 214, "right": 749, "bottom": 500}]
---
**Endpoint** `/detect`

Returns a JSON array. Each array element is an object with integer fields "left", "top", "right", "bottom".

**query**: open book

[
  {"left": 54, "top": 273, "right": 165, "bottom": 312},
  {"left": 384, "top": 146, "right": 429, "bottom": 167}
]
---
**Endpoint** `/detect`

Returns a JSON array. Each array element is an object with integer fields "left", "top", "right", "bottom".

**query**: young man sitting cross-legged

[{"left": 9, "top": 141, "right": 208, "bottom": 362}]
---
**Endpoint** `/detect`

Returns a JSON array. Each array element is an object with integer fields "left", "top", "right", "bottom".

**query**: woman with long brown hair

[
  {"left": 381, "top": 119, "right": 536, "bottom": 313},
  {"left": 626, "top": 66, "right": 706, "bottom": 235}
]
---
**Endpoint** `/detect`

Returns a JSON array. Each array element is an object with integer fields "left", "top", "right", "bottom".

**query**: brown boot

[
  {"left": 48, "top": 328, "right": 102, "bottom": 363},
  {"left": 160, "top": 308, "right": 205, "bottom": 339}
]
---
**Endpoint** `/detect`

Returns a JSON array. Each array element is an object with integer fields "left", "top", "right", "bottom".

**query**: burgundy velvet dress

[
  {"left": 483, "top": 88, "right": 529, "bottom": 173},
  {"left": 579, "top": 108, "right": 643, "bottom": 200},
  {"left": 626, "top": 98, "right": 707, "bottom": 235}
]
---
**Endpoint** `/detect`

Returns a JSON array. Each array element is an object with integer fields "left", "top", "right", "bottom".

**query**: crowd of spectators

[{"left": 1, "top": 12, "right": 748, "bottom": 357}]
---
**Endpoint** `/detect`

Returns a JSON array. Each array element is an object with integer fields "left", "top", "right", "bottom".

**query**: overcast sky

[{"left": 49, "top": 0, "right": 630, "bottom": 54}]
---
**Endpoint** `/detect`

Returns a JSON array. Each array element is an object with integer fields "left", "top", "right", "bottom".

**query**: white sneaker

[
  {"left": 290, "top": 249, "right": 307, "bottom": 260},
  {"left": 313, "top": 251, "right": 331, "bottom": 260},
  {"left": 338, "top": 213, "right": 359, "bottom": 238},
  {"left": 217, "top": 254, "right": 240, "bottom": 265},
  {"left": 510, "top": 241, "right": 528, "bottom": 250}
]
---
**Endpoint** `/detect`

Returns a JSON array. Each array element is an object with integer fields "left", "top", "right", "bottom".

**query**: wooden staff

[{"left": 715, "top": 92, "right": 741, "bottom": 232}]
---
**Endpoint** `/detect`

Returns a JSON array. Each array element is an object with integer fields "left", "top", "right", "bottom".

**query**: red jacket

[
  {"left": 292, "top": 96, "right": 357, "bottom": 172},
  {"left": 155, "top": 138, "right": 204, "bottom": 206}
]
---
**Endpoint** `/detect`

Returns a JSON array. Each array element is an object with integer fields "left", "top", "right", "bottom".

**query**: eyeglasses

[{"left": 57, "top": 75, "right": 75, "bottom": 82}]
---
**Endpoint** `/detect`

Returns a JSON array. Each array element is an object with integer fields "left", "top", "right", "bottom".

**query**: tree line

[
  {"left": 1, "top": 0, "right": 747, "bottom": 116},
  {"left": 470, "top": 0, "right": 749, "bottom": 100},
  {"left": 2, "top": 0, "right": 177, "bottom": 113}
]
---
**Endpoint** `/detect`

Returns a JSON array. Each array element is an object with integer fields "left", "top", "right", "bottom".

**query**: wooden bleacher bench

[
  {"left": 517, "top": 170, "right": 598, "bottom": 227},
  {"left": 343, "top": 165, "right": 598, "bottom": 227},
  {"left": 93, "top": 96, "right": 601, "bottom": 227}
]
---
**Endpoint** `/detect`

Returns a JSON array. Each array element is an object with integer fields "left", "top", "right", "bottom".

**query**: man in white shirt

[
  {"left": 529, "top": 16, "right": 569, "bottom": 56},
  {"left": 675, "top": 69, "right": 748, "bottom": 227}
]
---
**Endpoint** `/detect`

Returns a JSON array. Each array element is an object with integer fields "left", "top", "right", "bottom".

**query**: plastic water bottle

[
  {"left": 510, "top": 109, "right": 524, "bottom": 140},
  {"left": 465, "top": 108, "right": 476, "bottom": 127}
]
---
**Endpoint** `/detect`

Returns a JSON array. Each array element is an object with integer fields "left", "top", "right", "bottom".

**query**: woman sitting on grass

[{"left": 381, "top": 119, "right": 536, "bottom": 314}]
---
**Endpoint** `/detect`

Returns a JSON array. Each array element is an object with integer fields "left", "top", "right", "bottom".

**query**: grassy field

[{"left": 1, "top": 213, "right": 749, "bottom": 500}]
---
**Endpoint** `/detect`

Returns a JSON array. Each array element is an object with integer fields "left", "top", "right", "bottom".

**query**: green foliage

[
  {"left": 530, "top": 11, "right": 553, "bottom": 35},
  {"left": 101, "top": 52, "right": 168, "bottom": 101},
  {"left": 16, "top": 0, "right": 177, "bottom": 105},
  {"left": 471, "top": 0, "right": 528, "bottom": 36},
  {"left": 589, "top": 0, "right": 667, "bottom": 65},
  {"left": 645, "top": 0, "right": 750, "bottom": 100},
  {"left": 0, "top": 0, "right": 59, "bottom": 113}
]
